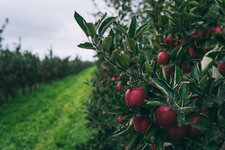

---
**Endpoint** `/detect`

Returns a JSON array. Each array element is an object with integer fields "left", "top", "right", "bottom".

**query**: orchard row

[{"left": 0, "top": 44, "right": 93, "bottom": 102}]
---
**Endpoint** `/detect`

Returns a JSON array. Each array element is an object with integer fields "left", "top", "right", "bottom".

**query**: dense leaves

[{"left": 76, "top": 0, "right": 225, "bottom": 149}]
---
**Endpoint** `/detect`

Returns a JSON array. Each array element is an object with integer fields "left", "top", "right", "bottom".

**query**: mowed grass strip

[{"left": 0, "top": 66, "right": 96, "bottom": 150}]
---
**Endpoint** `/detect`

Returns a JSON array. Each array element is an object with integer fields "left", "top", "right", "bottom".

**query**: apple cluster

[{"left": 157, "top": 27, "right": 225, "bottom": 77}]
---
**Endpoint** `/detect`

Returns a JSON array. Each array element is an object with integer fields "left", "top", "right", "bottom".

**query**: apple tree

[{"left": 75, "top": 0, "right": 225, "bottom": 149}]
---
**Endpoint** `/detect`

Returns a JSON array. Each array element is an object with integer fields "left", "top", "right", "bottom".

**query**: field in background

[{"left": 0, "top": 66, "right": 96, "bottom": 150}]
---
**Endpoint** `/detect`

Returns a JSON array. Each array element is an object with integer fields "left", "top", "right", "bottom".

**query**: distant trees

[{"left": 0, "top": 19, "right": 94, "bottom": 103}]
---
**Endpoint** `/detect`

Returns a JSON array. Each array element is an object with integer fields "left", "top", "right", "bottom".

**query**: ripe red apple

[
  {"left": 111, "top": 77, "right": 116, "bottom": 81},
  {"left": 166, "top": 34, "right": 174, "bottom": 47},
  {"left": 191, "top": 30, "right": 196, "bottom": 35},
  {"left": 155, "top": 106, "right": 177, "bottom": 126},
  {"left": 181, "top": 63, "right": 192, "bottom": 74},
  {"left": 134, "top": 115, "right": 151, "bottom": 134},
  {"left": 116, "top": 83, "right": 123, "bottom": 91},
  {"left": 163, "top": 65, "right": 172, "bottom": 77},
  {"left": 218, "top": 62, "right": 225, "bottom": 76},
  {"left": 157, "top": 52, "right": 170, "bottom": 65},
  {"left": 165, "top": 124, "right": 187, "bottom": 139},
  {"left": 213, "top": 26, "right": 222, "bottom": 34},
  {"left": 189, "top": 116, "right": 201, "bottom": 138},
  {"left": 117, "top": 76, "right": 120, "bottom": 80},
  {"left": 195, "top": 32, "right": 203, "bottom": 41},
  {"left": 151, "top": 144, "right": 157, "bottom": 150},
  {"left": 125, "top": 88, "right": 146, "bottom": 108},
  {"left": 117, "top": 117, "right": 125, "bottom": 124},
  {"left": 188, "top": 47, "right": 197, "bottom": 58},
  {"left": 200, "top": 108, "right": 208, "bottom": 116},
  {"left": 102, "top": 110, "right": 106, "bottom": 115}
]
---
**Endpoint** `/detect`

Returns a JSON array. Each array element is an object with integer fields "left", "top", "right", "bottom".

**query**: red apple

[
  {"left": 116, "top": 83, "right": 123, "bottom": 91},
  {"left": 189, "top": 116, "right": 201, "bottom": 138},
  {"left": 188, "top": 47, "right": 197, "bottom": 58},
  {"left": 117, "top": 76, "right": 121, "bottom": 80},
  {"left": 181, "top": 63, "right": 192, "bottom": 74},
  {"left": 163, "top": 65, "right": 172, "bottom": 77},
  {"left": 111, "top": 77, "right": 116, "bottom": 81},
  {"left": 155, "top": 106, "right": 177, "bottom": 126},
  {"left": 125, "top": 88, "right": 146, "bottom": 107},
  {"left": 204, "top": 28, "right": 213, "bottom": 35},
  {"left": 195, "top": 32, "right": 203, "bottom": 41},
  {"left": 200, "top": 46, "right": 207, "bottom": 53},
  {"left": 218, "top": 62, "right": 225, "bottom": 76},
  {"left": 134, "top": 115, "right": 151, "bottom": 134},
  {"left": 117, "top": 117, "right": 125, "bottom": 124},
  {"left": 102, "top": 110, "right": 106, "bottom": 115},
  {"left": 157, "top": 52, "right": 170, "bottom": 65},
  {"left": 165, "top": 124, "right": 187, "bottom": 139},
  {"left": 151, "top": 144, "right": 157, "bottom": 150},
  {"left": 166, "top": 34, "right": 174, "bottom": 47},
  {"left": 191, "top": 30, "right": 196, "bottom": 35},
  {"left": 124, "top": 145, "right": 128, "bottom": 150},
  {"left": 179, "top": 40, "right": 187, "bottom": 45},
  {"left": 200, "top": 108, "right": 208, "bottom": 116},
  {"left": 213, "top": 26, "right": 222, "bottom": 34}
]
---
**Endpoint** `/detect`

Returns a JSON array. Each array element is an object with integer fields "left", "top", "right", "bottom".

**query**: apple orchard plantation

[{"left": 74, "top": 0, "right": 225, "bottom": 150}]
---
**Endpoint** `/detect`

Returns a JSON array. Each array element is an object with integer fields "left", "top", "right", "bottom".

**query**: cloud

[{"left": 0, "top": 0, "right": 111, "bottom": 61}]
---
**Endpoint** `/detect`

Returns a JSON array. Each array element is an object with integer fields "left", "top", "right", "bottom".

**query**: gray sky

[{"left": 0, "top": 0, "right": 114, "bottom": 61}]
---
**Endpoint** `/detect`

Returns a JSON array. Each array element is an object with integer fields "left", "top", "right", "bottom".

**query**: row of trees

[
  {"left": 0, "top": 20, "right": 94, "bottom": 103},
  {"left": 76, "top": 0, "right": 225, "bottom": 149}
]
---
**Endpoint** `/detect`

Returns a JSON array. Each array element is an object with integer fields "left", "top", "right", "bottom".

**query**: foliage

[{"left": 75, "top": 0, "right": 225, "bottom": 149}]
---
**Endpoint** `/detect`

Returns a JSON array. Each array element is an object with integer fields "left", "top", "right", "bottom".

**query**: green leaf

[
  {"left": 128, "top": 16, "right": 137, "bottom": 38},
  {"left": 179, "top": 84, "right": 189, "bottom": 100},
  {"left": 98, "top": 17, "right": 116, "bottom": 36},
  {"left": 117, "top": 54, "right": 131, "bottom": 68},
  {"left": 85, "top": 22, "right": 96, "bottom": 38},
  {"left": 111, "top": 49, "right": 119, "bottom": 61},
  {"left": 155, "top": 129, "right": 164, "bottom": 149},
  {"left": 180, "top": 107, "right": 195, "bottom": 114},
  {"left": 102, "top": 36, "right": 112, "bottom": 52},
  {"left": 214, "top": 34, "right": 225, "bottom": 46},
  {"left": 153, "top": 79, "right": 175, "bottom": 99},
  {"left": 215, "top": 54, "right": 225, "bottom": 63},
  {"left": 127, "top": 132, "right": 140, "bottom": 149},
  {"left": 215, "top": 0, "right": 225, "bottom": 15},
  {"left": 174, "top": 66, "right": 183, "bottom": 87},
  {"left": 145, "top": 124, "right": 156, "bottom": 140},
  {"left": 114, "top": 23, "right": 128, "bottom": 35},
  {"left": 191, "top": 63, "right": 201, "bottom": 81},
  {"left": 201, "top": 56, "right": 213, "bottom": 74},
  {"left": 136, "top": 24, "right": 149, "bottom": 40},
  {"left": 126, "top": 37, "right": 136, "bottom": 51},
  {"left": 144, "top": 61, "right": 153, "bottom": 73},
  {"left": 77, "top": 42, "right": 95, "bottom": 50},
  {"left": 74, "top": 11, "right": 88, "bottom": 37},
  {"left": 146, "top": 101, "right": 165, "bottom": 106}
]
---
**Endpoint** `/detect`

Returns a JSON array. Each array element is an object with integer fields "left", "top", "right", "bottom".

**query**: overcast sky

[{"left": 0, "top": 0, "right": 114, "bottom": 61}]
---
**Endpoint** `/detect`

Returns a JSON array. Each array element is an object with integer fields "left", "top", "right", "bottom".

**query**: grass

[{"left": 0, "top": 66, "right": 96, "bottom": 150}]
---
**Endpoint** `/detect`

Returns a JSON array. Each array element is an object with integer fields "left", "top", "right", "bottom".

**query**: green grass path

[{"left": 0, "top": 66, "right": 96, "bottom": 150}]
